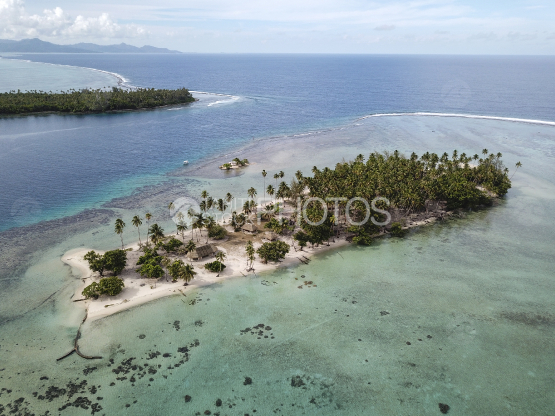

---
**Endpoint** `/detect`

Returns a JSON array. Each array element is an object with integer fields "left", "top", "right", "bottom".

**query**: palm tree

[
  {"left": 245, "top": 240, "right": 255, "bottom": 271},
  {"left": 168, "top": 202, "right": 175, "bottom": 219},
  {"left": 215, "top": 251, "right": 226, "bottom": 276},
  {"left": 175, "top": 211, "right": 185, "bottom": 234},
  {"left": 193, "top": 212, "right": 206, "bottom": 241},
  {"left": 115, "top": 218, "right": 125, "bottom": 250},
  {"left": 267, "top": 184, "right": 275, "bottom": 203},
  {"left": 162, "top": 256, "right": 171, "bottom": 282},
  {"left": 185, "top": 240, "right": 196, "bottom": 255},
  {"left": 177, "top": 222, "right": 188, "bottom": 243},
  {"left": 225, "top": 192, "right": 234, "bottom": 211},
  {"left": 187, "top": 208, "right": 197, "bottom": 240},
  {"left": 145, "top": 213, "right": 152, "bottom": 247},
  {"left": 149, "top": 223, "right": 165, "bottom": 245},
  {"left": 262, "top": 170, "right": 267, "bottom": 204},
  {"left": 132, "top": 215, "right": 142, "bottom": 246},
  {"left": 273, "top": 173, "right": 279, "bottom": 191},
  {"left": 248, "top": 187, "right": 257, "bottom": 200},
  {"left": 511, "top": 161, "right": 522, "bottom": 179},
  {"left": 216, "top": 198, "right": 228, "bottom": 218},
  {"left": 182, "top": 263, "right": 197, "bottom": 284}
]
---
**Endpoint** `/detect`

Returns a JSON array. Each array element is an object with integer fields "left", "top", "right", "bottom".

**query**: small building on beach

[
  {"left": 264, "top": 231, "right": 278, "bottom": 241},
  {"left": 242, "top": 223, "right": 258, "bottom": 234},
  {"left": 187, "top": 244, "right": 216, "bottom": 261}
]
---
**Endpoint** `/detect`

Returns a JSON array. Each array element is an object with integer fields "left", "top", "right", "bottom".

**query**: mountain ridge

[{"left": 0, "top": 38, "right": 182, "bottom": 54}]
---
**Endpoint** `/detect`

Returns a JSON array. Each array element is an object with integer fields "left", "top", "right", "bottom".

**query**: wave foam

[{"left": 357, "top": 112, "right": 555, "bottom": 127}]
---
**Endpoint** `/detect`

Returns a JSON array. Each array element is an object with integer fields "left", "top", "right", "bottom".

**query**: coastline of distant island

[
  {"left": 0, "top": 87, "right": 196, "bottom": 115},
  {"left": 0, "top": 38, "right": 183, "bottom": 54}
]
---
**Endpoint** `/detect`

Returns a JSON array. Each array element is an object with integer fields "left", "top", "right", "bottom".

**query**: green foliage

[
  {"left": 82, "top": 282, "right": 100, "bottom": 299},
  {"left": 148, "top": 224, "right": 165, "bottom": 245},
  {"left": 204, "top": 261, "right": 226, "bottom": 273},
  {"left": 137, "top": 248, "right": 162, "bottom": 266},
  {"left": 208, "top": 225, "right": 228, "bottom": 240},
  {"left": 304, "top": 150, "right": 512, "bottom": 215},
  {"left": 168, "top": 259, "right": 197, "bottom": 282},
  {"left": 185, "top": 240, "right": 197, "bottom": 253},
  {"left": 231, "top": 211, "right": 246, "bottom": 231},
  {"left": 84, "top": 250, "right": 105, "bottom": 276},
  {"left": 138, "top": 263, "right": 164, "bottom": 279},
  {"left": 245, "top": 240, "right": 255, "bottom": 269},
  {"left": 390, "top": 222, "right": 407, "bottom": 237},
  {"left": 82, "top": 276, "right": 124, "bottom": 299},
  {"left": 264, "top": 217, "right": 290, "bottom": 234},
  {"left": 103, "top": 249, "right": 127, "bottom": 275},
  {"left": 157, "top": 237, "right": 183, "bottom": 253},
  {"left": 136, "top": 248, "right": 164, "bottom": 278},
  {"left": 299, "top": 201, "right": 334, "bottom": 246},
  {"left": 256, "top": 241, "right": 290, "bottom": 264},
  {"left": 97, "top": 276, "right": 125, "bottom": 296},
  {"left": 0, "top": 87, "right": 195, "bottom": 115},
  {"left": 83, "top": 249, "right": 127, "bottom": 276}
]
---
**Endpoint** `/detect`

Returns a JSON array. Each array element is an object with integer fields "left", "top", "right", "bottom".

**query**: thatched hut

[
  {"left": 187, "top": 244, "right": 216, "bottom": 261},
  {"left": 264, "top": 231, "right": 278, "bottom": 241},
  {"left": 242, "top": 223, "right": 258, "bottom": 234}
]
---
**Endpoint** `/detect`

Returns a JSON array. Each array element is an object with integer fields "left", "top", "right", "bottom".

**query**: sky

[{"left": 1, "top": 0, "right": 554, "bottom": 54}]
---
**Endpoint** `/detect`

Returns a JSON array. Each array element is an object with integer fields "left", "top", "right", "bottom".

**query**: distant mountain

[
  {"left": 0, "top": 38, "right": 182, "bottom": 54},
  {"left": 0, "top": 38, "right": 92, "bottom": 53}
]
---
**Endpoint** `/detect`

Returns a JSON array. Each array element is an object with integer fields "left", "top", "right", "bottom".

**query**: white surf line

[
  {"left": 189, "top": 90, "right": 241, "bottom": 106},
  {"left": 356, "top": 112, "right": 555, "bottom": 127}
]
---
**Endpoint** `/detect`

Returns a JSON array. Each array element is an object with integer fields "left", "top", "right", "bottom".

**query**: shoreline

[{"left": 63, "top": 204, "right": 455, "bottom": 322}]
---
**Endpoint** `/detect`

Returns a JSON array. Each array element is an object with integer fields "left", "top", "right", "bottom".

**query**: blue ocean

[{"left": 0, "top": 54, "right": 554, "bottom": 415}]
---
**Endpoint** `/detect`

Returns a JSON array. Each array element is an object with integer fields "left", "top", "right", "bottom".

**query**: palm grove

[{"left": 82, "top": 149, "right": 517, "bottom": 300}]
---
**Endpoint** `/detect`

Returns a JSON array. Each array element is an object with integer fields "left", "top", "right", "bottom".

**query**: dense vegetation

[
  {"left": 82, "top": 276, "right": 125, "bottom": 299},
  {"left": 83, "top": 249, "right": 127, "bottom": 276},
  {"left": 136, "top": 248, "right": 164, "bottom": 279},
  {"left": 256, "top": 241, "right": 290, "bottom": 263},
  {"left": 0, "top": 87, "right": 195, "bottom": 115},
  {"left": 305, "top": 150, "right": 511, "bottom": 211}
]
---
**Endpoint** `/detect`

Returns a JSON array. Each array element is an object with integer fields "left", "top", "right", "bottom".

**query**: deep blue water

[{"left": 1, "top": 54, "right": 555, "bottom": 230}]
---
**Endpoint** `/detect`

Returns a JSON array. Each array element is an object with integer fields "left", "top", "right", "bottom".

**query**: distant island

[
  {"left": 0, "top": 87, "right": 195, "bottom": 115},
  {"left": 0, "top": 38, "right": 182, "bottom": 54}
]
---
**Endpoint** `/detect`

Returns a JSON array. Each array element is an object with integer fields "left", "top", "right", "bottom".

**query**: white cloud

[{"left": 0, "top": 0, "right": 146, "bottom": 39}]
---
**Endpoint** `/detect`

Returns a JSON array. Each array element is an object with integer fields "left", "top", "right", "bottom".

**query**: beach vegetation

[
  {"left": 114, "top": 218, "right": 125, "bottom": 250},
  {"left": 303, "top": 150, "right": 512, "bottom": 217},
  {"left": 245, "top": 240, "right": 255, "bottom": 271},
  {"left": 256, "top": 241, "right": 290, "bottom": 263},
  {"left": 0, "top": 87, "right": 195, "bottom": 115},
  {"left": 148, "top": 224, "right": 165, "bottom": 245},
  {"left": 156, "top": 237, "right": 183, "bottom": 253},
  {"left": 84, "top": 249, "right": 127, "bottom": 276},
  {"left": 231, "top": 211, "right": 246, "bottom": 231},
  {"left": 390, "top": 222, "right": 407, "bottom": 237},
  {"left": 208, "top": 225, "right": 227, "bottom": 240},
  {"left": 131, "top": 215, "right": 143, "bottom": 246},
  {"left": 204, "top": 260, "right": 226, "bottom": 273},
  {"left": 82, "top": 276, "right": 124, "bottom": 299}
]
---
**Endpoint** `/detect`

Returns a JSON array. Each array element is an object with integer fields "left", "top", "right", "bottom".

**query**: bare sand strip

[{"left": 62, "top": 233, "right": 352, "bottom": 322}]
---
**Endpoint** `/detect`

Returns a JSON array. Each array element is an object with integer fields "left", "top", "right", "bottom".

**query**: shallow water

[
  {"left": 1, "top": 55, "right": 555, "bottom": 415},
  {"left": 1, "top": 114, "right": 554, "bottom": 415},
  {"left": 0, "top": 57, "right": 119, "bottom": 93}
]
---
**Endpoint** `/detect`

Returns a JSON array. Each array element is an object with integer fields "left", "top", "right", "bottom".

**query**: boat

[{"left": 183, "top": 160, "right": 189, "bottom": 165}]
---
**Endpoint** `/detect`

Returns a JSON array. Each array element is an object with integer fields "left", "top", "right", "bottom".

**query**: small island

[
  {"left": 220, "top": 157, "right": 250, "bottom": 170},
  {"left": 65, "top": 149, "right": 520, "bottom": 322},
  {"left": 0, "top": 87, "right": 195, "bottom": 115}
]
